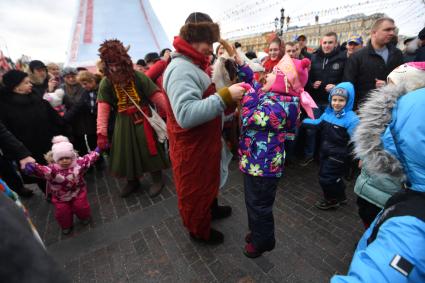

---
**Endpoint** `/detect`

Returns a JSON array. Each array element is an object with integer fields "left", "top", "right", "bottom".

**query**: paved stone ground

[{"left": 23, "top": 160, "right": 364, "bottom": 283}]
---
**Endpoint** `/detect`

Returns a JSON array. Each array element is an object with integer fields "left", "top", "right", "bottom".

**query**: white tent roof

[{"left": 66, "top": 0, "right": 170, "bottom": 67}]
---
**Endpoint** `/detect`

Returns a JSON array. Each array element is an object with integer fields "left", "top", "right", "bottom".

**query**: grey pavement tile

[{"left": 24, "top": 160, "right": 365, "bottom": 282}]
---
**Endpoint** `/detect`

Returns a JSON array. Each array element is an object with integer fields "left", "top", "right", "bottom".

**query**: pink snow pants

[{"left": 52, "top": 189, "right": 91, "bottom": 229}]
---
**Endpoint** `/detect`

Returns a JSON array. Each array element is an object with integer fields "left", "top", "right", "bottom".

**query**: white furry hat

[
  {"left": 51, "top": 135, "right": 76, "bottom": 162},
  {"left": 387, "top": 62, "right": 425, "bottom": 93}
]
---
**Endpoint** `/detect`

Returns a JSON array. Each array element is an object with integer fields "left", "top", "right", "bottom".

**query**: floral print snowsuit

[{"left": 239, "top": 87, "right": 300, "bottom": 178}]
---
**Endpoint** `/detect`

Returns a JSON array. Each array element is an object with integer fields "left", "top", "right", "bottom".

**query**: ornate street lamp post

[
  {"left": 274, "top": 17, "right": 279, "bottom": 32},
  {"left": 280, "top": 8, "right": 285, "bottom": 36}
]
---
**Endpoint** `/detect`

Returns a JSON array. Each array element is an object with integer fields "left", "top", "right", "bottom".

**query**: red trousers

[{"left": 52, "top": 189, "right": 91, "bottom": 229}]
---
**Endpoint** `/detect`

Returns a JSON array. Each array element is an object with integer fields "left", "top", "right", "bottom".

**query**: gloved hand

[
  {"left": 94, "top": 146, "right": 103, "bottom": 154},
  {"left": 97, "top": 134, "right": 109, "bottom": 151},
  {"left": 24, "top": 163, "right": 36, "bottom": 175}
]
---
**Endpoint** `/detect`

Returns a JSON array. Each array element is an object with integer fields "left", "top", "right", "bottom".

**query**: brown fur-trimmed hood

[{"left": 179, "top": 22, "right": 220, "bottom": 44}]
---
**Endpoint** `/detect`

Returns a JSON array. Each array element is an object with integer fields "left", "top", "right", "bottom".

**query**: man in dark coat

[
  {"left": 296, "top": 35, "right": 312, "bottom": 59},
  {"left": 343, "top": 17, "right": 403, "bottom": 109},
  {"left": 28, "top": 60, "right": 49, "bottom": 97}
]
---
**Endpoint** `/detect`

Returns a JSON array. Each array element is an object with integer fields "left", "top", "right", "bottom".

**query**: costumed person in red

[
  {"left": 262, "top": 37, "right": 283, "bottom": 73},
  {"left": 163, "top": 12, "right": 246, "bottom": 245},
  {"left": 96, "top": 40, "right": 170, "bottom": 198},
  {"left": 24, "top": 136, "right": 100, "bottom": 235}
]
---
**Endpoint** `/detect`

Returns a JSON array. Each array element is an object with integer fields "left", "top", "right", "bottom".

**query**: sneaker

[
  {"left": 315, "top": 199, "right": 340, "bottom": 210},
  {"left": 243, "top": 242, "right": 275, "bottom": 258},
  {"left": 299, "top": 156, "right": 314, "bottom": 167},
  {"left": 190, "top": 228, "right": 224, "bottom": 245},
  {"left": 62, "top": 227, "right": 73, "bottom": 235},
  {"left": 211, "top": 199, "right": 232, "bottom": 220},
  {"left": 338, "top": 198, "right": 348, "bottom": 205}
]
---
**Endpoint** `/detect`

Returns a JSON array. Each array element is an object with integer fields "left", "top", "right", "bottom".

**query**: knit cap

[
  {"left": 330, "top": 87, "right": 348, "bottom": 99},
  {"left": 29, "top": 60, "right": 46, "bottom": 72},
  {"left": 51, "top": 136, "right": 76, "bottom": 162},
  {"left": 387, "top": 62, "right": 425, "bottom": 92},
  {"left": 2, "top": 70, "right": 28, "bottom": 91},
  {"left": 61, "top": 67, "right": 78, "bottom": 77}
]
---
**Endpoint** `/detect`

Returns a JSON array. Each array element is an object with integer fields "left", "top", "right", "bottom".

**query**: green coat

[
  {"left": 354, "top": 166, "right": 402, "bottom": 208},
  {"left": 97, "top": 71, "right": 169, "bottom": 179}
]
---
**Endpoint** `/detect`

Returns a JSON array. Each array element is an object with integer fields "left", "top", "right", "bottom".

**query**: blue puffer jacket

[
  {"left": 303, "top": 82, "right": 359, "bottom": 157},
  {"left": 332, "top": 87, "right": 425, "bottom": 283}
]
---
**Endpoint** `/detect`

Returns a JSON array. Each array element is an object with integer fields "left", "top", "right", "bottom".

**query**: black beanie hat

[
  {"left": 2, "top": 70, "right": 28, "bottom": 91},
  {"left": 144, "top": 52, "right": 160, "bottom": 64},
  {"left": 29, "top": 60, "right": 46, "bottom": 72}
]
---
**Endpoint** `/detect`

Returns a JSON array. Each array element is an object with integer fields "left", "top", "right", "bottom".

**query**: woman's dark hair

[{"left": 160, "top": 48, "right": 172, "bottom": 57}]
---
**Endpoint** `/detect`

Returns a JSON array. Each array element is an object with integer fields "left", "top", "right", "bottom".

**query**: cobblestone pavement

[{"left": 23, "top": 160, "right": 364, "bottom": 283}]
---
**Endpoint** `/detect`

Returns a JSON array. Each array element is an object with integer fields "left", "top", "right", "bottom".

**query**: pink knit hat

[{"left": 51, "top": 136, "right": 76, "bottom": 162}]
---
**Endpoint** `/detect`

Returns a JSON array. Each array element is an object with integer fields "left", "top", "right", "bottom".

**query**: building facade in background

[{"left": 232, "top": 13, "right": 387, "bottom": 52}]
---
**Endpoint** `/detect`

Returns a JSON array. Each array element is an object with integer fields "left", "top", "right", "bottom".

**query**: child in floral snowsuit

[
  {"left": 25, "top": 136, "right": 100, "bottom": 235},
  {"left": 239, "top": 55, "right": 312, "bottom": 258}
]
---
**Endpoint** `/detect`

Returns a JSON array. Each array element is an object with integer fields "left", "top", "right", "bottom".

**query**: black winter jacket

[
  {"left": 0, "top": 89, "right": 64, "bottom": 163},
  {"left": 318, "top": 121, "right": 351, "bottom": 158},
  {"left": 63, "top": 89, "right": 97, "bottom": 136},
  {"left": 343, "top": 41, "right": 403, "bottom": 109},
  {"left": 0, "top": 121, "right": 31, "bottom": 160},
  {"left": 0, "top": 192, "right": 69, "bottom": 282},
  {"left": 307, "top": 48, "right": 347, "bottom": 105}
]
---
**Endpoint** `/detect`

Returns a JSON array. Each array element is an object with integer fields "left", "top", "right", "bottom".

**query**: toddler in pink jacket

[{"left": 26, "top": 136, "right": 100, "bottom": 234}]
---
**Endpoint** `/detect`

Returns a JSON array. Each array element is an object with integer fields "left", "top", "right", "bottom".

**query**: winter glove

[
  {"left": 97, "top": 134, "right": 109, "bottom": 151},
  {"left": 24, "top": 163, "right": 36, "bottom": 175},
  {"left": 94, "top": 146, "right": 102, "bottom": 154}
]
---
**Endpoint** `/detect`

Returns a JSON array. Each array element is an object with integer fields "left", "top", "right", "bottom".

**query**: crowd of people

[{"left": 0, "top": 11, "right": 425, "bottom": 282}]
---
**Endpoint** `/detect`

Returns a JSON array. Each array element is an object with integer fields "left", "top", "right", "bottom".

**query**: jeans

[
  {"left": 303, "top": 104, "right": 327, "bottom": 158},
  {"left": 244, "top": 174, "right": 279, "bottom": 251}
]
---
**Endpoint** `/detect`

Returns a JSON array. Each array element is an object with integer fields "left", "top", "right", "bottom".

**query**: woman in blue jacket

[{"left": 332, "top": 62, "right": 425, "bottom": 283}]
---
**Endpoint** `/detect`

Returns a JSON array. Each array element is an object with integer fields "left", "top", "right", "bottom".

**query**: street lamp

[
  {"left": 274, "top": 17, "right": 279, "bottom": 31},
  {"left": 280, "top": 8, "right": 285, "bottom": 36}
]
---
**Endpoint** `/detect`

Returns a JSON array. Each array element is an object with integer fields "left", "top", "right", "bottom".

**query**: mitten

[
  {"left": 24, "top": 163, "right": 36, "bottom": 175},
  {"left": 97, "top": 134, "right": 109, "bottom": 151}
]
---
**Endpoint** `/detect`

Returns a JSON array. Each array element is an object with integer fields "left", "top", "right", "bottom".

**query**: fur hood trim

[{"left": 353, "top": 83, "right": 409, "bottom": 179}]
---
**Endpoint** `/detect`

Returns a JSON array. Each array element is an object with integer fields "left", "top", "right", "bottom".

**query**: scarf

[{"left": 173, "top": 36, "right": 210, "bottom": 72}]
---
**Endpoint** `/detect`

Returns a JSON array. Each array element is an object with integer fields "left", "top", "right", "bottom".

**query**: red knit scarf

[
  {"left": 173, "top": 36, "right": 210, "bottom": 72},
  {"left": 263, "top": 57, "right": 280, "bottom": 73}
]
